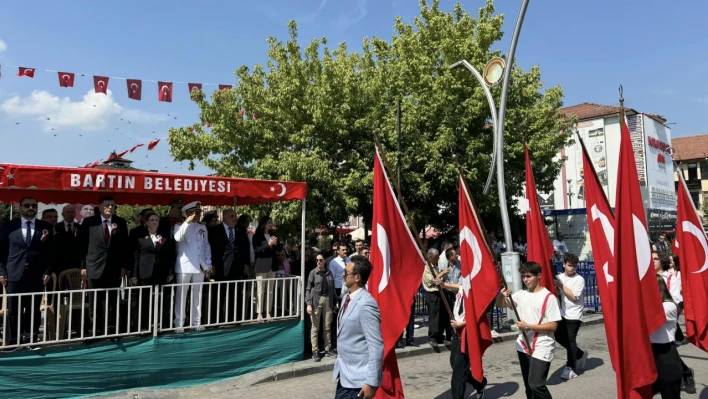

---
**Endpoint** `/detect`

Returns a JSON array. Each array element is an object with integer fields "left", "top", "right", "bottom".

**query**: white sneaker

[
  {"left": 195, "top": 325, "right": 206, "bottom": 332},
  {"left": 560, "top": 367, "right": 578, "bottom": 380},
  {"left": 576, "top": 351, "right": 589, "bottom": 370},
  {"left": 491, "top": 329, "right": 501, "bottom": 339},
  {"left": 175, "top": 328, "right": 185, "bottom": 334}
]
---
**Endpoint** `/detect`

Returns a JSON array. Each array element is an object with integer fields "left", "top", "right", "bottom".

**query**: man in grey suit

[{"left": 332, "top": 255, "right": 384, "bottom": 399}]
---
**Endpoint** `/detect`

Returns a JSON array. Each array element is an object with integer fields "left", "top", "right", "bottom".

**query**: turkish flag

[
  {"left": 579, "top": 136, "right": 619, "bottom": 370},
  {"left": 147, "top": 139, "right": 160, "bottom": 151},
  {"left": 458, "top": 176, "right": 500, "bottom": 382},
  {"left": 613, "top": 113, "right": 665, "bottom": 399},
  {"left": 219, "top": 84, "right": 232, "bottom": 90},
  {"left": 675, "top": 170, "right": 708, "bottom": 352},
  {"left": 57, "top": 72, "right": 75, "bottom": 87},
  {"left": 93, "top": 76, "right": 109, "bottom": 94},
  {"left": 127, "top": 79, "right": 142, "bottom": 101},
  {"left": 129, "top": 143, "right": 144, "bottom": 153},
  {"left": 18, "top": 67, "right": 35, "bottom": 78},
  {"left": 116, "top": 150, "right": 130, "bottom": 159},
  {"left": 188, "top": 83, "right": 202, "bottom": 93},
  {"left": 368, "top": 147, "right": 426, "bottom": 399},
  {"left": 524, "top": 146, "right": 556, "bottom": 293},
  {"left": 89, "top": 160, "right": 101, "bottom": 168},
  {"left": 107, "top": 153, "right": 117, "bottom": 162},
  {"left": 158, "top": 81, "right": 173, "bottom": 102}
]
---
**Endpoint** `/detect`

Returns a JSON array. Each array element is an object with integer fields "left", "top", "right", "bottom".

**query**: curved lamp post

[{"left": 449, "top": 0, "right": 530, "bottom": 301}]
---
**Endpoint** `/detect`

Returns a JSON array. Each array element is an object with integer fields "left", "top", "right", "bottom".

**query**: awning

[{"left": 0, "top": 163, "right": 307, "bottom": 206}]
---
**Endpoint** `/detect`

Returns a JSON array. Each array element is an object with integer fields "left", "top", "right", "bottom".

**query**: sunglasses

[{"left": 22, "top": 204, "right": 38, "bottom": 209}]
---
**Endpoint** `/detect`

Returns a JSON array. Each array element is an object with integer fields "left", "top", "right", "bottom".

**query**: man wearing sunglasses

[
  {"left": 0, "top": 197, "right": 54, "bottom": 346},
  {"left": 306, "top": 254, "right": 336, "bottom": 362}
]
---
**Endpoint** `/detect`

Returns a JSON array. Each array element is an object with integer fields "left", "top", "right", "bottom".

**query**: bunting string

[{"left": 0, "top": 64, "right": 233, "bottom": 103}]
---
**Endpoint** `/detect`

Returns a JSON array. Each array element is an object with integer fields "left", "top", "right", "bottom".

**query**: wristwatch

[{"left": 526, "top": 325, "right": 531, "bottom": 332}]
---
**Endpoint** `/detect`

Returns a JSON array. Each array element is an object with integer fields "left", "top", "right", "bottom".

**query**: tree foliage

[{"left": 168, "top": 0, "right": 571, "bottom": 238}]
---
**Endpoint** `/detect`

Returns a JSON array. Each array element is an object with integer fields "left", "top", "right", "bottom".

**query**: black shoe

[
  {"left": 443, "top": 339, "right": 452, "bottom": 345},
  {"left": 684, "top": 368, "right": 696, "bottom": 394},
  {"left": 428, "top": 340, "right": 438, "bottom": 347},
  {"left": 406, "top": 341, "right": 419, "bottom": 347},
  {"left": 395, "top": 341, "right": 405, "bottom": 349},
  {"left": 476, "top": 377, "right": 488, "bottom": 399},
  {"left": 312, "top": 354, "right": 321, "bottom": 362},
  {"left": 325, "top": 350, "right": 337, "bottom": 358}
]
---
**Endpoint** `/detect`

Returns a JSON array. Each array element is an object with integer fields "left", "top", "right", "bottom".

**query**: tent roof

[{"left": 0, "top": 163, "right": 306, "bottom": 206}]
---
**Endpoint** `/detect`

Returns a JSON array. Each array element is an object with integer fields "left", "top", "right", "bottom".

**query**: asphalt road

[{"left": 98, "top": 322, "right": 708, "bottom": 399}]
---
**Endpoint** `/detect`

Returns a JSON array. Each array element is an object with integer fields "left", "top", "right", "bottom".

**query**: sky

[{"left": 1, "top": 0, "right": 707, "bottom": 176}]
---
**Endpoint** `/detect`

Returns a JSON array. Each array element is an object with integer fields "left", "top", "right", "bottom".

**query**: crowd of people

[{"left": 0, "top": 196, "right": 302, "bottom": 348}]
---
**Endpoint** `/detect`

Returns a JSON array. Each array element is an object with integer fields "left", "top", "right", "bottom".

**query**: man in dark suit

[
  {"left": 0, "top": 197, "right": 54, "bottom": 346},
  {"left": 158, "top": 199, "right": 182, "bottom": 238},
  {"left": 128, "top": 208, "right": 152, "bottom": 258},
  {"left": 79, "top": 196, "right": 131, "bottom": 334},
  {"left": 208, "top": 209, "right": 249, "bottom": 322},
  {"left": 53, "top": 204, "right": 81, "bottom": 276}
]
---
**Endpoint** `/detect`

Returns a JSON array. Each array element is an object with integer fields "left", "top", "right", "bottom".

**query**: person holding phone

[{"left": 252, "top": 215, "right": 280, "bottom": 322}]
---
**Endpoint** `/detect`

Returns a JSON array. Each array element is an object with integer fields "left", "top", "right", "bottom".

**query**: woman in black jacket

[
  {"left": 131, "top": 212, "right": 175, "bottom": 330},
  {"left": 252, "top": 215, "right": 280, "bottom": 321}
]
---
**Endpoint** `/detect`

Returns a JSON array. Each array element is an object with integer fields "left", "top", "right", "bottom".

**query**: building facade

[{"left": 672, "top": 134, "right": 708, "bottom": 224}]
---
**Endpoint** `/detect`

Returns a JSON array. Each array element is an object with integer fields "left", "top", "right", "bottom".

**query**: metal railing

[
  {"left": 1, "top": 285, "right": 153, "bottom": 350},
  {"left": 158, "top": 275, "right": 301, "bottom": 333},
  {"left": 0, "top": 275, "right": 301, "bottom": 351}
]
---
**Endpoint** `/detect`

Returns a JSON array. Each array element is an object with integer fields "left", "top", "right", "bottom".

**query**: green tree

[{"left": 168, "top": 0, "right": 571, "bottom": 236}]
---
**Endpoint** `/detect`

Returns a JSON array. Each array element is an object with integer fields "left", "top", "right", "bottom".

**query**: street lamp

[
  {"left": 449, "top": 0, "right": 531, "bottom": 315},
  {"left": 567, "top": 179, "right": 574, "bottom": 208}
]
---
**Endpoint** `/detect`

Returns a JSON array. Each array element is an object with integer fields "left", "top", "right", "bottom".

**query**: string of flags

[
  {"left": 1, "top": 64, "right": 232, "bottom": 103},
  {"left": 82, "top": 138, "right": 163, "bottom": 168}
]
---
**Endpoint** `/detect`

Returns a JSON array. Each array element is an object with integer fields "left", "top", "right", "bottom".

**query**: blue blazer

[
  {"left": 0, "top": 218, "right": 54, "bottom": 282},
  {"left": 332, "top": 288, "right": 384, "bottom": 389}
]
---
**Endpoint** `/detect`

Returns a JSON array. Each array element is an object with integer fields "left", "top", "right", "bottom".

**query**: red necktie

[
  {"left": 103, "top": 220, "right": 110, "bottom": 244},
  {"left": 341, "top": 295, "right": 351, "bottom": 314}
]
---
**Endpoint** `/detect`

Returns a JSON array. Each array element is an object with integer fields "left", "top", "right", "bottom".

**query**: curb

[{"left": 247, "top": 314, "right": 605, "bottom": 386}]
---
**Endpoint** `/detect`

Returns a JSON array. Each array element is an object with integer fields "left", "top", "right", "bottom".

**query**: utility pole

[{"left": 397, "top": 98, "right": 402, "bottom": 203}]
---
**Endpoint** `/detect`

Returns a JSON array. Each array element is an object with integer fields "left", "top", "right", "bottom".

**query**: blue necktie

[
  {"left": 25, "top": 221, "right": 32, "bottom": 246},
  {"left": 228, "top": 227, "right": 235, "bottom": 250}
]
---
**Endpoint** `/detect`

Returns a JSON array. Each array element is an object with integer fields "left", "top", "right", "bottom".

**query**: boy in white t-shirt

[
  {"left": 497, "top": 262, "right": 561, "bottom": 399},
  {"left": 553, "top": 253, "right": 588, "bottom": 380}
]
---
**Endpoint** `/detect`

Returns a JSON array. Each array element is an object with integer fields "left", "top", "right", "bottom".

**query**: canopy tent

[
  {"left": 0, "top": 162, "right": 309, "bottom": 322},
  {"left": 0, "top": 163, "right": 307, "bottom": 206}
]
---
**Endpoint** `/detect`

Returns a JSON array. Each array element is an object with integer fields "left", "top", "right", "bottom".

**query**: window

[
  {"left": 688, "top": 163, "right": 698, "bottom": 181},
  {"left": 691, "top": 191, "right": 700, "bottom": 209},
  {"left": 701, "top": 162, "right": 708, "bottom": 179}
]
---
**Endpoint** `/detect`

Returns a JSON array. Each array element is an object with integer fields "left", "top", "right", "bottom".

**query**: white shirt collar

[
  {"left": 347, "top": 286, "right": 364, "bottom": 300},
  {"left": 21, "top": 217, "right": 36, "bottom": 225},
  {"left": 101, "top": 215, "right": 112, "bottom": 224},
  {"left": 223, "top": 222, "right": 235, "bottom": 233}
]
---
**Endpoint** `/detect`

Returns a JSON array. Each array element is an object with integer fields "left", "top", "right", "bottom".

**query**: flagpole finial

[{"left": 618, "top": 85, "right": 624, "bottom": 107}]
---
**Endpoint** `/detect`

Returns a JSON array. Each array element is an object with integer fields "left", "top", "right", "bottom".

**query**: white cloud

[
  {"left": 0, "top": 89, "right": 167, "bottom": 132},
  {"left": 0, "top": 39, "right": 6, "bottom": 52}
]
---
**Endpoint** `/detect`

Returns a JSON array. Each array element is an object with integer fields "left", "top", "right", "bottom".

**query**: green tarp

[{"left": 0, "top": 320, "right": 304, "bottom": 398}]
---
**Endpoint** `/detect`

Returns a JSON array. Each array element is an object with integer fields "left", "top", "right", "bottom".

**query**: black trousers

[
  {"left": 331, "top": 288, "right": 342, "bottom": 349},
  {"left": 88, "top": 273, "right": 121, "bottom": 333},
  {"left": 6, "top": 274, "right": 43, "bottom": 344},
  {"left": 555, "top": 318, "right": 584, "bottom": 369},
  {"left": 335, "top": 381, "right": 360, "bottom": 399},
  {"left": 426, "top": 291, "right": 451, "bottom": 342},
  {"left": 518, "top": 352, "right": 552, "bottom": 399},
  {"left": 450, "top": 335, "right": 486, "bottom": 399},
  {"left": 675, "top": 302, "right": 685, "bottom": 342},
  {"left": 651, "top": 343, "right": 682, "bottom": 399}
]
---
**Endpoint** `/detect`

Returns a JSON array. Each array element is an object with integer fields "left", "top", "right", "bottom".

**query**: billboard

[{"left": 643, "top": 115, "right": 676, "bottom": 210}]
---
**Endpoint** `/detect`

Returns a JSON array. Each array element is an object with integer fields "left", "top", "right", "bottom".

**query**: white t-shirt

[
  {"left": 662, "top": 270, "right": 683, "bottom": 304},
  {"left": 650, "top": 302, "right": 677, "bottom": 344},
  {"left": 512, "top": 288, "right": 562, "bottom": 362},
  {"left": 557, "top": 273, "right": 585, "bottom": 321}
]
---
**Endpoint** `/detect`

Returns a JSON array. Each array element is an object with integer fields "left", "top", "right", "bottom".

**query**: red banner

[{"left": 0, "top": 164, "right": 307, "bottom": 206}]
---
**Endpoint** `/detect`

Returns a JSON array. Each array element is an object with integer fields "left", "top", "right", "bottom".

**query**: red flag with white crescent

[
  {"left": 127, "top": 79, "right": 142, "bottom": 101},
  {"left": 218, "top": 84, "right": 232, "bottom": 90},
  {"left": 158, "top": 81, "right": 173, "bottom": 103},
  {"left": 675, "top": 169, "right": 708, "bottom": 352},
  {"left": 579, "top": 136, "right": 619, "bottom": 370},
  {"left": 147, "top": 139, "right": 160, "bottom": 151},
  {"left": 524, "top": 146, "right": 556, "bottom": 293},
  {"left": 93, "top": 76, "right": 109, "bottom": 94},
  {"left": 613, "top": 113, "right": 665, "bottom": 399},
  {"left": 18, "top": 67, "right": 35, "bottom": 78},
  {"left": 116, "top": 150, "right": 130, "bottom": 159},
  {"left": 89, "top": 159, "right": 101, "bottom": 168},
  {"left": 369, "top": 147, "right": 426, "bottom": 399},
  {"left": 458, "top": 175, "right": 499, "bottom": 382},
  {"left": 57, "top": 72, "right": 75, "bottom": 88}
]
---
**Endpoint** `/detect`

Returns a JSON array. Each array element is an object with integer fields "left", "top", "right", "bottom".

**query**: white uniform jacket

[{"left": 174, "top": 222, "right": 212, "bottom": 274}]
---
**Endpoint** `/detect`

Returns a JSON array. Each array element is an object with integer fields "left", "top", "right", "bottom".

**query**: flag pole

[
  {"left": 373, "top": 136, "right": 455, "bottom": 321},
  {"left": 454, "top": 158, "right": 532, "bottom": 349}
]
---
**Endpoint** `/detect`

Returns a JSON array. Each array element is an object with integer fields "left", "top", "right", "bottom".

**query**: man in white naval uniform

[{"left": 173, "top": 201, "right": 212, "bottom": 332}]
